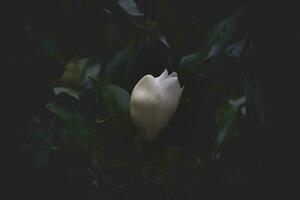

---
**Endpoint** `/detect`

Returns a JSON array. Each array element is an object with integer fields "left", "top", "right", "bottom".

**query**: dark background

[{"left": 4, "top": 0, "right": 290, "bottom": 199}]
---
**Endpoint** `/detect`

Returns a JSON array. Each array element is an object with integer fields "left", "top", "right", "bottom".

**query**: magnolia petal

[
  {"left": 132, "top": 75, "right": 157, "bottom": 94},
  {"left": 157, "top": 69, "right": 169, "bottom": 81},
  {"left": 160, "top": 77, "right": 182, "bottom": 96}
]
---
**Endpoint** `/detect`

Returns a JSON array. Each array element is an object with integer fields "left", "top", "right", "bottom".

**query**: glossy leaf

[
  {"left": 25, "top": 130, "right": 58, "bottom": 153},
  {"left": 215, "top": 96, "right": 246, "bottom": 147},
  {"left": 34, "top": 131, "right": 58, "bottom": 151},
  {"left": 225, "top": 39, "right": 246, "bottom": 58},
  {"left": 102, "top": 84, "right": 130, "bottom": 116},
  {"left": 158, "top": 33, "right": 170, "bottom": 48},
  {"left": 102, "top": 44, "right": 137, "bottom": 83},
  {"left": 46, "top": 102, "right": 95, "bottom": 142},
  {"left": 178, "top": 49, "right": 210, "bottom": 73},
  {"left": 77, "top": 58, "right": 102, "bottom": 89},
  {"left": 206, "top": 9, "right": 241, "bottom": 56},
  {"left": 53, "top": 87, "right": 80, "bottom": 100},
  {"left": 178, "top": 8, "right": 242, "bottom": 73},
  {"left": 118, "top": 0, "right": 144, "bottom": 16},
  {"left": 90, "top": 77, "right": 130, "bottom": 117}
]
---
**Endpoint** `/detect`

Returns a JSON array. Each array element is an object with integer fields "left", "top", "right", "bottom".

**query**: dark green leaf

[
  {"left": 215, "top": 96, "right": 245, "bottom": 147},
  {"left": 244, "top": 79, "right": 267, "bottom": 128},
  {"left": 178, "top": 8, "right": 243, "bottom": 73},
  {"left": 46, "top": 102, "right": 95, "bottom": 142},
  {"left": 225, "top": 39, "right": 246, "bottom": 58},
  {"left": 158, "top": 33, "right": 170, "bottom": 48},
  {"left": 90, "top": 77, "right": 130, "bottom": 117},
  {"left": 102, "top": 44, "right": 137, "bottom": 83},
  {"left": 206, "top": 9, "right": 241, "bottom": 56},
  {"left": 53, "top": 87, "right": 80, "bottom": 100},
  {"left": 24, "top": 130, "right": 58, "bottom": 152},
  {"left": 118, "top": 0, "right": 144, "bottom": 16},
  {"left": 101, "top": 84, "right": 130, "bottom": 116},
  {"left": 34, "top": 131, "right": 58, "bottom": 150},
  {"left": 78, "top": 58, "right": 102, "bottom": 89},
  {"left": 178, "top": 49, "right": 210, "bottom": 73}
]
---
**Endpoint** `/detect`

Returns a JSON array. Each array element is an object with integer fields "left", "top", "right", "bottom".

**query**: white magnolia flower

[{"left": 130, "top": 69, "right": 184, "bottom": 140}]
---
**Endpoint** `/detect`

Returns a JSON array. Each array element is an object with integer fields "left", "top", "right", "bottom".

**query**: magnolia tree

[{"left": 12, "top": 0, "right": 266, "bottom": 199}]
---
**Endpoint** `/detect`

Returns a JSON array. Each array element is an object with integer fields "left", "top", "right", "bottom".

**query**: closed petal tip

[
  {"left": 157, "top": 69, "right": 168, "bottom": 81},
  {"left": 168, "top": 72, "right": 178, "bottom": 78},
  {"left": 160, "top": 77, "right": 182, "bottom": 95}
]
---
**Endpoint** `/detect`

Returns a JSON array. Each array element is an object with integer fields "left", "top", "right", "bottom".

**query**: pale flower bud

[{"left": 130, "top": 69, "right": 184, "bottom": 140}]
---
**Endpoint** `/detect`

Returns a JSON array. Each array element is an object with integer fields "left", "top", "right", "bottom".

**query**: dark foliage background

[{"left": 3, "top": 0, "right": 282, "bottom": 199}]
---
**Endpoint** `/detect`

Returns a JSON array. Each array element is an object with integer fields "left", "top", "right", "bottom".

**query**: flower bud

[{"left": 130, "top": 69, "right": 183, "bottom": 140}]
